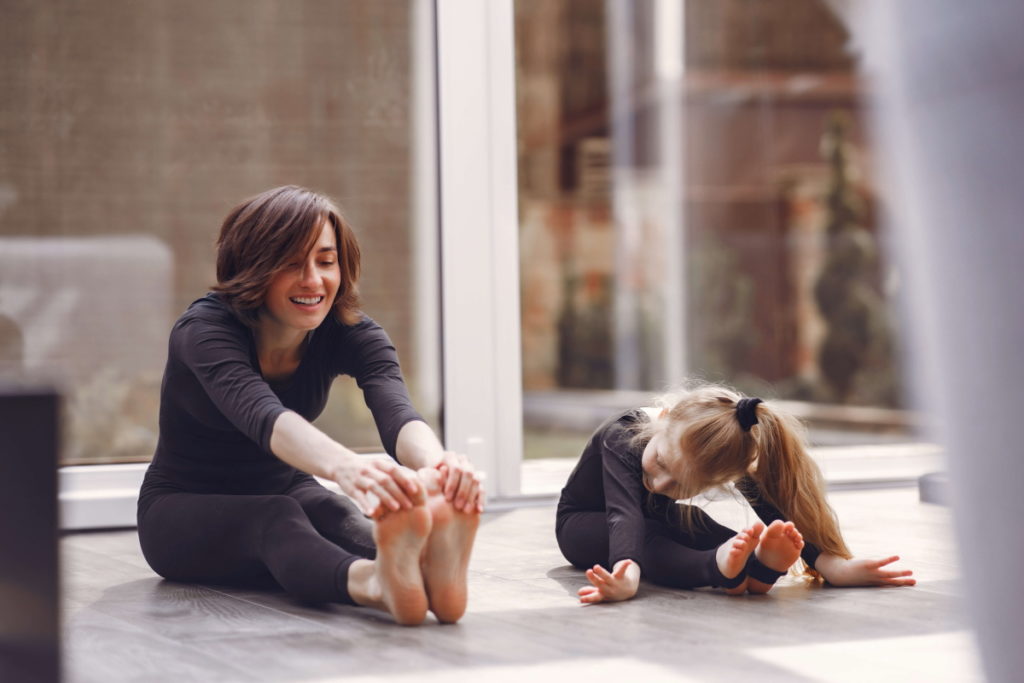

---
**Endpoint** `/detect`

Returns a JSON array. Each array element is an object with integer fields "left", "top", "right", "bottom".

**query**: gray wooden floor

[{"left": 62, "top": 488, "right": 980, "bottom": 682}]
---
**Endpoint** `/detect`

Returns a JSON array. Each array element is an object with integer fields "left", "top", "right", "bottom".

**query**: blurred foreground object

[
  {"left": 0, "top": 385, "right": 61, "bottom": 682},
  {"left": 867, "top": 1, "right": 1024, "bottom": 681}
]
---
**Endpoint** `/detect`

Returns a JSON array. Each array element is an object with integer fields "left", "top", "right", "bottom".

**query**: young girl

[
  {"left": 556, "top": 383, "right": 915, "bottom": 602},
  {"left": 138, "top": 186, "right": 481, "bottom": 625}
]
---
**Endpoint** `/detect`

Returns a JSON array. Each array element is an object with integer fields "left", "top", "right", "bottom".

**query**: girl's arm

[
  {"left": 814, "top": 553, "right": 916, "bottom": 587},
  {"left": 578, "top": 559, "right": 641, "bottom": 604},
  {"left": 270, "top": 410, "right": 420, "bottom": 516}
]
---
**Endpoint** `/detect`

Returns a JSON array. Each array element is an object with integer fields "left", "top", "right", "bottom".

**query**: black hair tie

[{"left": 735, "top": 397, "right": 763, "bottom": 431}]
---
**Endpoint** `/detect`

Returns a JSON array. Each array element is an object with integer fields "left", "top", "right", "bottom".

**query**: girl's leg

[
  {"left": 285, "top": 474, "right": 377, "bottom": 559},
  {"left": 138, "top": 491, "right": 361, "bottom": 604},
  {"left": 555, "top": 510, "right": 611, "bottom": 570}
]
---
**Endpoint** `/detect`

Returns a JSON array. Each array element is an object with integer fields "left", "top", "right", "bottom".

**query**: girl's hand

[
  {"left": 578, "top": 559, "right": 640, "bottom": 604},
  {"left": 436, "top": 451, "right": 485, "bottom": 514},
  {"left": 816, "top": 554, "right": 916, "bottom": 587},
  {"left": 333, "top": 456, "right": 421, "bottom": 517}
]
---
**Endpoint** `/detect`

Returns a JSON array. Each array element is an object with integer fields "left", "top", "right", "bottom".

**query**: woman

[
  {"left": 138, "top": 185, "right": 481, "bottom": 625},
  {"left": 556, "top": 382, "right": 915, "bottom": 603}
]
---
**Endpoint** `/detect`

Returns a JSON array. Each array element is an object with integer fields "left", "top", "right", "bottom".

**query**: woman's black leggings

[
  {"left": 555, "top": 505, "right": 738, "bottom": 588},
  {"left": 138, "top": 474, "right": 374, "bottom": 604}
]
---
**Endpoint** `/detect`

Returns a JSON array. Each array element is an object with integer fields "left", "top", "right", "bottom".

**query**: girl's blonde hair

[{"left": 633, "top": 382, "right": 852, "bottom": 571}]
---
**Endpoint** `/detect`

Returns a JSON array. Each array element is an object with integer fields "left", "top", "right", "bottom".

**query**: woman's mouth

[{"left": 289, "top": 296, "right": 324, "bottom": 306}]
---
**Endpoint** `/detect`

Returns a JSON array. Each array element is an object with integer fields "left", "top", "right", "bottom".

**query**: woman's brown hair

[{"left": 212, "top": 185, "right": 362, "bottom": 326}]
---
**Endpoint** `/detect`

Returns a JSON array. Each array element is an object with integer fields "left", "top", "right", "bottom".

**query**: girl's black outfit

[
  {"left": 137, "top": 294, "right": 424, "bottom": 604},
  {"left": 555, "top": 410, "right": 821, "bottom": 588}
]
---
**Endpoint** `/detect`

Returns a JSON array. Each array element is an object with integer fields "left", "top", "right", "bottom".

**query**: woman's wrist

[{"left": 395, "top": 420, "right": 445, "bottom": 470}]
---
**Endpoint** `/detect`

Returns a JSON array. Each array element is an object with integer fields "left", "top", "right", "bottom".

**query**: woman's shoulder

[{"left": 171, "top": 293, "right": 249, "bottom": 343}]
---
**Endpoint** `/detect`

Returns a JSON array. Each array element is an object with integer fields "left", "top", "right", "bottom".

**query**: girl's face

[
  {"left": 261, "top": 221, "right": 340, "bottom": 335},
  {"left": 640, "top": 429, "right": 684, "bottom": 496}
]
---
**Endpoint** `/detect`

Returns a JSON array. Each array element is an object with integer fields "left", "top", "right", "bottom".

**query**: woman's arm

[
  {"left": 395, "top": 420, "right": 484, "bottom": 513},
  {"left": 270, "top": 410, "right": 420, "bottom": 515},
  {"left": 814, "top": 553, "right": 916, "bottom": 587}
]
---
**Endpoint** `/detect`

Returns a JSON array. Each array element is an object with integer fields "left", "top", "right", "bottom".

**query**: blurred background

[
  {"left": 0, "top": 0, "right": 917, "bottom": 488},
  {"left": 7, "top": 1, "right": 1024, "bottom": 680}
]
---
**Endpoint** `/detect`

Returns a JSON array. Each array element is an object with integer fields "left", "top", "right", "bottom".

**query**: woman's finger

[
  {"left": 592, "top": 565, "right": 614, "bottom": 582},
  {"left": 454, "top": 469, "right": 477, "bottom": 512},
  {"left": 350, "top": 489, "right": 373, "bottom": 516},
  {"left": 390, "top": 465, "right": 421, "bottom": 498},
  {"left": 442, "top": 453, "right": 462, "bottom": 499},
  {"left": 364, "top": 468, "right": 411, "bottom": 510}
]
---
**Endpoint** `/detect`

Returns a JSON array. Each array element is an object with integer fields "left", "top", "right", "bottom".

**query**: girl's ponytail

[{"left": 751, "top": 403, "right": 852, "bottom": 563}]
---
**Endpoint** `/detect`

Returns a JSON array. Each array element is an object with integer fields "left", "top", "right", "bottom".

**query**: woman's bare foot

[
  {"left": 716, "top": 522, "right": 764, "bottom": 595},
  {"left": 418, "top": 468, "right": 479, "bottom": 623},
  {"left": 371, "top": 482, "right": 432, "bottom": 625},
  {"left": 748, "top": 520, "right": 804, "bottom": 594}
]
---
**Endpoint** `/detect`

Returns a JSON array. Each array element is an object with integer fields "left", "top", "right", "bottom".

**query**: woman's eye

[{"left": 319, "top": 260, "right": 336, "bottom": 267}]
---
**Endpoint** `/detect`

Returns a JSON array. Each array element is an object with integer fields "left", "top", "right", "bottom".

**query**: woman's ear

[{"left": 659, "top": 408, "right": 668, "bottom": 419}]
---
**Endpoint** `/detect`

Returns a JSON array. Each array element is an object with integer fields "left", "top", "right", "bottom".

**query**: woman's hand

[
  {"left": 815, "top": 553, "right": 916, "bottom": 587},
  {"left": 436, "top": 451, "right": 485, "bottom": 514},
  {"left": 578, "top": 559, "right": 640, "bottom": 604},
  {"left": 332, "top": 456, "right": 421, "bottom": 517}
]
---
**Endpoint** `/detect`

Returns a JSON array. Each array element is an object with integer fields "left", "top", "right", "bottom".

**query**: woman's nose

[{"left": 299, "top": 262, "right": 319, "bottom": 287}]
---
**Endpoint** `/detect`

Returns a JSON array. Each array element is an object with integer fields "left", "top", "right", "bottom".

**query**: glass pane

[
  {"left": 515, "top": 0, "right": 914, "bottom": 485},
  {"left": 0, "top": 0, "right": 440, "bottom": 464}
]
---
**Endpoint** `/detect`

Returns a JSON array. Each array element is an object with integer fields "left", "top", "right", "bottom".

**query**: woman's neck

[{"left": 255, "top": 318, "right": 307, "bottom": 378}]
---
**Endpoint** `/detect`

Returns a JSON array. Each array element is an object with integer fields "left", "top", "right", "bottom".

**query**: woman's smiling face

[{"left": 261, "top": 220, "right": 340, "bottom": 334}]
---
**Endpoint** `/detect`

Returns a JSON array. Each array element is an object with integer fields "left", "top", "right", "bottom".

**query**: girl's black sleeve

[
  {"left": 735, "top": 476, "right": 822, "bottom": 568},
  {"left": 600, "top": 428, "right": 650, "bottom": 571}
]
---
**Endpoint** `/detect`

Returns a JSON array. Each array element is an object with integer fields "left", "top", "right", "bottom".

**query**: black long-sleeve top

[
  {"left": 139, "top": 293, "right": 423, "bottom": 512},
  {"left": 556, "top": 409, "right": 821, "bottom": 571}
]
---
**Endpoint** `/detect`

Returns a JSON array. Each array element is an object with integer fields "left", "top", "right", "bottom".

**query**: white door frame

[{"left": 436, "top": 0, "right": 523, "bottom": 500}]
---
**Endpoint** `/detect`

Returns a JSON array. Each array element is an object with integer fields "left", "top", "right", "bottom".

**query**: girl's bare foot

[
  {"left": 716, "top": 522, "right": 764, "bottom": 595},
  {"left": 748, "top": 520, "right": 804, "bottom": 594},
  {"left": 418, "top": 468, "right": 479, "bottom": 623},
  {"left": 372, "top": 482, "right": 432, "bottom": 625}
]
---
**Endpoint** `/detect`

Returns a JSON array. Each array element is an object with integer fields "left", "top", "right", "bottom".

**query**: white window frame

[{"left": 58, "top": 0, "right": 524, "bottom": 529}]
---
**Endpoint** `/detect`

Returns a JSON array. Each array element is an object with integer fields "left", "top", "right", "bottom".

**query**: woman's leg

[
  {"left": 416, "top": 468, "right": 479, "bottom": 624},
  {"left": 285, "top": 474, "right": 377, "bottom": 559},
  {"left": 138, "top": 491, "right": 361, "bottom": 604}
]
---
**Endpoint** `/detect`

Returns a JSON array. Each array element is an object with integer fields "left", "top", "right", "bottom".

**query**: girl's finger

[
  {"left": 586, "top": 569, "right": 608, "bottom": 586},
  {"left": 592, "top": 565, "right": 614, "bottom": 582},
  {"left": 873, "top": 555, "right": 900, "bottom": 568},
  {"left": 879, "top": 570, "right": 913, "bottom": 579}
]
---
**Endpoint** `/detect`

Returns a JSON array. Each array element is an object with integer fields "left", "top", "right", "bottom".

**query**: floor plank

[{"left": 62, "top": 488, "right": 979, "bottom": 682}]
